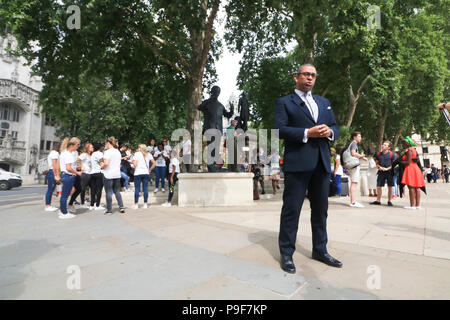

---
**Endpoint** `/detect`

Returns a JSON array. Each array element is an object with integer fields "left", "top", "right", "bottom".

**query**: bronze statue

[
  {"left": 197, "top": 86, "right": 234, "bottom": 171},
  {"left": 238, "top": 92, "right": 250, "bottom": 132}
]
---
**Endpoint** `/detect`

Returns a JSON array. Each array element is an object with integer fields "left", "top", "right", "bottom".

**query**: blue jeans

[
  {"left": 134, "top": 174, "right": 150, "bottom": 203},
  {"left": 121, "top": 171, "right": 129, "bottom": 190},
  {"left": 333, "top": 174, "right": 342, "bottom": 196},
  {"left": 60, "top": 173, "right": 76, "bottom": 214},
  {"left": 155, "top": 166, "right": 166, "bottom": 189},
  {"left": 103, "top": 178, "right": 124, "bottom": 212},
  {"left": 45, "top": 169, "right": 56, "bottom": 205}
]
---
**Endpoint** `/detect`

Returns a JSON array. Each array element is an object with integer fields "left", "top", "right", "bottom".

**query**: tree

[{"left": 0, "top": 0, "right": 223, "bottom": 142}]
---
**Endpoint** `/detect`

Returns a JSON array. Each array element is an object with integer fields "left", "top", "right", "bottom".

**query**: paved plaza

[{"left": 0, "top": 181, "right": 449, "bottom": 300}]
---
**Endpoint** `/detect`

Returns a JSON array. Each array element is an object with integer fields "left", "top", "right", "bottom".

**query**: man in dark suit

[{"left": 274, "top": 64, "right": 342, "bottom": 273}]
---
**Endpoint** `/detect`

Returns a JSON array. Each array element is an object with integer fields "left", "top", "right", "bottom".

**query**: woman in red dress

[{"left": 401, "top": 136, "right": 425, "bottom": 209}]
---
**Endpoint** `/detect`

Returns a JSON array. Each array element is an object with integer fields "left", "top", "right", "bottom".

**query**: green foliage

[{"left": 0, "top": 0, "right": 221, "bottom": 143}]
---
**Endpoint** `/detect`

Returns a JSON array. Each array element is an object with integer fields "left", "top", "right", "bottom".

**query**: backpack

[
  {"left": 376, "top": 151, "right": 393, "bottom": 160},
  {"left": 341, "top": 142, "right": 360, "bottom": 169}
]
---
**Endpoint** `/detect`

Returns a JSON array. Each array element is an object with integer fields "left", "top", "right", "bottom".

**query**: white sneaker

[
  {"left": 58, "top": 212, "right": 76, "bottom": 219},
  {"left": 403, "top": 206, "right": 416, "bottom": 210},
  {"left": 415, "top": 206, "right": 422, "bottom": 210},
  {"left": 350, "top": 202, "right": 365, "bottom": 208},
  {"left": 80, "top": 204, "right": 89, "bottom": 209},
  {"left": 89, "top": 206, "right": 94, "bottom": 211},
  {"left": 132, "top": 205, "right": 139, "bottom": 210},
  {"left": 143, "top": 204, "right": 148, "bottom": 209},
  {"left": 45, "top": 206, "right": 58, "bottom": 212},
  {"left": 161, "top": 202, "right": 171, "bottom": 207},
  {"left": 161, "top": 188, "right": 165, "bottom": 193},
  {"left": 94, "top": 205, "right": 105, "bottom": 211},
  {"left": 154, "top": 188, "right": 159, "bottom": 193},
  {"left": 68, "top": 206, "right": 76, "bottom": 213}
]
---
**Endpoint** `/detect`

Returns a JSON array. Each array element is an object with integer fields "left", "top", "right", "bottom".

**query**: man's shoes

[
  {"left": 280, "top": 255, "right": 296, "bottom": 274},
  {"left": 104, "top": 211, "right": 113, "bottom": 215},
  {"left": 312, "top": 251, "right": 343, "bottom": 268},
  {"left": 119, "top": 207, "right": 126, "bottom": 214},
  {"left": 387, "top": 201, "right": 393, "bottom": 206},
  {"left": 370, "top": 201, "right": 381, "bottom": 205}
]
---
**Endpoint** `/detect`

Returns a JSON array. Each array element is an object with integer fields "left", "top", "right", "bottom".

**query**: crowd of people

[
  {"left": 44, "top": 136, "right": 184, "bottom": 219},
  {"left": 329, "top": 132, "right": 446, "bottom": 210}
]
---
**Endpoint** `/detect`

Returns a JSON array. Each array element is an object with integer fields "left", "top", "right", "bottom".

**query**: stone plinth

[{"left": 177, "top": 172, "right": 254, "bottom": 207}]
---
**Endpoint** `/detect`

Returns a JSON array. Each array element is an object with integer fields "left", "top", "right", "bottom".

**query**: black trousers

[
  {"left": 80, "top": 173, "right": 92, "bottom": 204},
  {"left": 68, "top": 174, "right": 82, "bottom": 205},
  {"left": 279, "top": 161, "right": 329, "bottom": 257},
  {"left": 90, "top": 173, "right": 104, "bottom": 207}
]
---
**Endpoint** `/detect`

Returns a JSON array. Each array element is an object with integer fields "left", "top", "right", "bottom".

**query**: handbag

[{"left": 342, "top": 143, "right": 360, "bottom": 169}]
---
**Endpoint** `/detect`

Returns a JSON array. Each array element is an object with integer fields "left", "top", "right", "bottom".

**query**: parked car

[{"left": 0, "top": 168, "right": 22, "bottom": 190}]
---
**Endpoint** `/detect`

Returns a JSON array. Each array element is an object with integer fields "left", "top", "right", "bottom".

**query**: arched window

[{"left": 0, "top": 103, "right": 20, "bottom": 122}]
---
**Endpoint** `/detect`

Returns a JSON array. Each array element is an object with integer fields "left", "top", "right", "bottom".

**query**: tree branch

[
  {"left": 134, "top": 27, "right": 190, "bottom": 78},
  {"left": 201, "top": 0, "right": 221, "bottom": 60}
]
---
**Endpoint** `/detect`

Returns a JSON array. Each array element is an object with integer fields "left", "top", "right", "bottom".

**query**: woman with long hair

[
  {"left": 90, "top": 142, "right": 105, "bottom": 210},
  {"left": 100, "top": 137, "right": 125, "bottom": 215},
  {"left": 132, "top": 144, "right": 156, "bottom": 209},
  {"left": 162, "top": 149, "right": 180, "bottom": 207},
  {"left": 400, "top": 136, "right": 426, "bottom": 209},
  {"left": 153, "top": 143, "right": 168, "bottom": 193},
  {"left": 44, "top": 141, "right": 61, "bottom": 211},
  {"left": 78, "top": 142, "right": 93, "bottom": 209},
  {"left": 59, "top": 137, "right": 81, "bottom": 219}
]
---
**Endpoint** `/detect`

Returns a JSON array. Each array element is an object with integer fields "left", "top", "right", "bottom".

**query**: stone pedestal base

[{"left": 177, "top": 173, "right": 254, "bottom": 207}]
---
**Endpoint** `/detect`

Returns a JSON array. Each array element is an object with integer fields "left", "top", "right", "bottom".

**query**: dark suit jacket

[
  {"left": 274, "top": 92, "right": 339, "bottom": 173},
  {"left": 198, "top": 99, "right": 233, "bottom": 133}
]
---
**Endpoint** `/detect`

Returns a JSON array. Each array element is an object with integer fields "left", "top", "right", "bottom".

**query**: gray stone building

[{"left": 0, "top": 33, "right": 59, "bottom": 184}]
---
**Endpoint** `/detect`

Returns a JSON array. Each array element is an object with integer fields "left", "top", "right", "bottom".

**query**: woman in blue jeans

[
  {"left": 153, "top": 143, "right": 168, "bottom": 193},
  {"left": 59, "top": 137, "right": 81, "bottom": 219},
  {"left": 45, "top": 142, "right": 61, "bottom": 212},
  {"left": 132, "top": 144, "right": 156, "bottom": 209}
]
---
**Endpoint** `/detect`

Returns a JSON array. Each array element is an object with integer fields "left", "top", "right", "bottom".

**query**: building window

[
  {"left": 45, "top": 114, "right": 56, "bottom": 126},
  {"left": 40, "top": 140, "right": 45, "bottom": 150},
  {"left": 12, "top": 109, "right": 19, "bottom": 122},
  {"left": 46, "top": 140, "right": 52, "bottom": 150},
  {"left": 0, "top": 130, "right": 7, "bottom": 137},
  {"left": 422, "top": 147, "right": 428, "bottom": 154},
  {"left": 424, "top": 159, "right": 430, "bottom": 167},
  {"left": 1, "top": 104, "right": 9, "bottom": 120},
  {"left": 11, "top": 131, "right": 18, "bottom": 140}
]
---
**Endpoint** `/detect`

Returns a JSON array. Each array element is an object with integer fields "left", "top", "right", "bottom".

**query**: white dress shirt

[{"left": 295, "top": 89, "right": 334, "bottom": 143}]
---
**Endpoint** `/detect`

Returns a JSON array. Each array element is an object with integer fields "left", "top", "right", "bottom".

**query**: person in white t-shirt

[
  {"left": 162, "top": 149, "right": 181, "bottom": 207},
  {"left": 100, "top": 137, "right": 125, "bottom": 215},
  {"left": 153, "top": 143, "right": 169, "bottom": 193},
  {"left": 59, "top": 137, "right": 81, "bottom": 219},
  {"left": 181, "top": 132, "right": 192, "bottom": 173},
  {"left": 131, "top": 144, "right": 156, "bottom": 209},
  {"left": 78, "top": 143, "right": 93, "bottom": 209},
  {"left": 147, "top": 138, "right": 157, "bottom": 185},
  {"left": 162, "top": 139, "right": 172, "bottom": 179},
  {"left": 90, "top": 143, "right": 105, "bottom": 210},
  {"left": 45, "top": 142, "right": 61, "bottom": 212},
  {"left": 331, "top": 148, "right": 343, "bottom": 197}
]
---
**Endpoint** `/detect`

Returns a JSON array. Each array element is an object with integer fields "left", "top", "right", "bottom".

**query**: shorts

[
  {"left": 347, "top": 166, "right": 360, "bottom": 183},
  {"left": 377, "top": 170, "right": 394, "bottom": 187}
]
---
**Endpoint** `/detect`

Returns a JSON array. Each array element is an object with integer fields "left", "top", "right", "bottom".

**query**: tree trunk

[
  {"left": 393, "top": 127, "right": 403, "bottom": 150},
  {"left": 345, "top": 65, "right": 370, "bottom": 127},
  {"left": 377, "top": 110, "right": 388, "bottom": 150}
]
